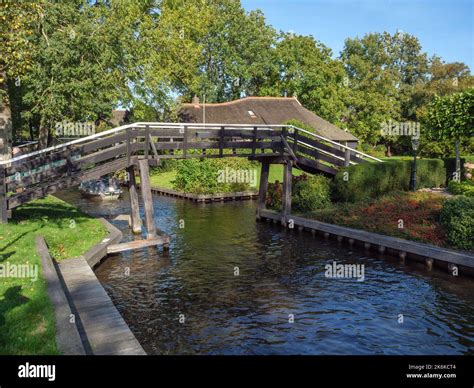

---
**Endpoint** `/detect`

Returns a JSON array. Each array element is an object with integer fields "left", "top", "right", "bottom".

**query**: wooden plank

[
  {"left": 7, "top": 158, "right": 128, "bottom": 209},
  {"left": 7, "top": 147, "right": 77, "bottom": 174},
  {"left": 260, "top": 210, "right": 474, "bottom": 272},
  {"left": 83, "top": 218, "right": 123, "bottom": 268},
  {"left": 138, "top": 159, "right": 156, "bottom": 239},
  {"left": 149, "top": 134, "right": 160, "bottom": 160},
  {"left": 152, "top": 140, "right": 278, "bottom": 151},
  {"left": 295, "top": 133, "right": 366, "bottom": 164},
  {"left": 344, "top": 147, "right": 351, "bottom": 167},
  {"left": 293, "top": 128, "right": 299, "bottom": 154},
  {"left": 7, "top": 138, "right": 140, "bottom": 191},
  {"left": 295, "top": 155, "right": 338, "bottom": 176},
  {"left": 127, "top": 165, "right": 142, "bottom": 234},
  {"left": 35, "top": 236, "right": 86, "bottom": 355},
  {"left": 280, "top": 135, "right": 298, "bottom": 161},
  {"left": 219, "top": 126, "right": 224, "bottom": 157},
  {"left": 183, "top": 126, "right": 188, "bottom": 158},
  {"left": 144, "top": 125, "right": 150, "bottom": 159},
  {"left": 107, "top": 236, "right": 170, "bottom": 254},
  {"left": 252, "top": 126, "right": 258, "bottom": 158},
  {"left": 77, "top": 130, "right": 141, "bottom": 154},
  {"left": 126, "top": 129, "right": 131, "bottom": 166},
  {"left": 58, "top": 257, "right": 146, "bottom": 355},
  {"left": 76, "top": 142, "right": 141, "bottom": 168},
  {"left": 296, "top": 144, "right": 345, "bottom": 167}
]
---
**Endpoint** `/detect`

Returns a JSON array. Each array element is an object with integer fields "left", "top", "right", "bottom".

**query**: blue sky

[{"left": 241, "top": 0, "right": 473, "bottom": 70}]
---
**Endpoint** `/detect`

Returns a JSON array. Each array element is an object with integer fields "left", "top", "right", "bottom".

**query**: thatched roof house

[{"left": 179, "top": 96, "right": 358, "bottom": 146}]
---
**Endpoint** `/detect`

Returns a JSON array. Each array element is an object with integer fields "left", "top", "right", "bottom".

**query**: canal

[{"left": 57, "top": 190, "right": 474, "bottom": 355}]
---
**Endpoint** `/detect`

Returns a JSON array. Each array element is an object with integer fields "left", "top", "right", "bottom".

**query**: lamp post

[{"left": 410, "top": 137, "right": 420, "bottom": 191}]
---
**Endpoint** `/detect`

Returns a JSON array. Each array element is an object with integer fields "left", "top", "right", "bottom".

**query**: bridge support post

[
  {"left": 127, "top": 165, "right": 142, "bottom": 234},
  {"left": 344, "top": 147, "right": 351, "bottom": 167},
  {"left": 281, "top": 160, "right": 292, "bottom": 226},
  {"left": 138, "top": 159, "right": 157, "bottom": 239},
  {"left": 0, "top": 166, "right": 7, "bottom": 224},
  {"left": 256, "top": 162, "right": 270, "bottom": 220}
]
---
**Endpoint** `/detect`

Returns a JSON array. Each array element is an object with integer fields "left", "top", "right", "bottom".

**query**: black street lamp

[{"left": 410, "top": 137, "right": 420, "bottom": 191}]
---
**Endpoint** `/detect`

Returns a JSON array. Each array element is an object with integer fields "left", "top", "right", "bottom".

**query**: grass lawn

[
  {"left": 149, "top": 164, "right": 303, "bottom": 191},
  {"left": 304, "top": 191, "right": 449, "bottom": 248},
  {"left": 0, "top": 196, "right": 107, "bottom": 355}
]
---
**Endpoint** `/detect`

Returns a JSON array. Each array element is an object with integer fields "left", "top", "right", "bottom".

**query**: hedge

[
  {"left": 332, "top": 159, "right": 446, "bottom": 202},
  {"left": 440, "top": 196, "right": 474, "bottom": 250},
  {"left": 447, "top": 180, "right": 474, "bottom": 197},
  {"left": 266, "top": 174, "right": 331, "bottom": 212},
  {"left": 172, "top": 158, "right": 256, "bottom": 194}
]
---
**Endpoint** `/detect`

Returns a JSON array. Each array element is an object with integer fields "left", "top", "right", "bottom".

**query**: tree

[
  {"left": 260, "top": 33, "right": 347, "bottom": 125},
  {"left": 18, "top": 1, "right": 140, "bottom": 148},
  {"left": 425, "top": 88, "right": 474, "bottom": 181},
  {"left": 0, "top": 1, "right": 43, "bottom": 157},
  {"left": 341, "top": 33, "right": 401, "bottom": 150}
]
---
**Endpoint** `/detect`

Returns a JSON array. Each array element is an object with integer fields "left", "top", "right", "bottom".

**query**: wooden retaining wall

[
  {"left": 35, "top": 218, "right": 146, "bottom": 355},
  {"left": 148, "top": 185, "right": 258, "bottom": 203},
  {"left": 36, "top": 236, "right": 86, "bottom": 355},
  {"left": 259, "top": 209, "right": 474, "bottom": 278}
]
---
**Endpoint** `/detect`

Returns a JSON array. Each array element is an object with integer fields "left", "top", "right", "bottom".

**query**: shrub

[
  {"left": 266, "top": 181, "right": 282, "bottom": 209},
  {"left": 266, "top": 174, "right": 331, "bottom": 212},
  {"left": 447, "top": 180, "right": 474, "bottom": 197},
  {"left": 172, "top": 158, "right": 257, "bottom": 194},
  {"left": 332, "top": 159, "right": 446, "bottom": 202},
  {"left": 293, "top": 174, "right": 331, "bottom": 212},
  {"left": 440, "top": 196, "right": 474, "bottom": 250}
]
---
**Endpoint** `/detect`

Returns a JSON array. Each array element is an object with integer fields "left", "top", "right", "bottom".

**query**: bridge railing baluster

[
  {"left": 219, "top": 126, "right": 224, "bottom": 157},
  {"left": 183, "top": 125, "right": 187, "bottom": 159},
  {"left": 145, "top": 125, "right": 150, "bottom": 159}
]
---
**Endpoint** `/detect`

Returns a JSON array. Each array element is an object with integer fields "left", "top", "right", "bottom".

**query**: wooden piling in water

[
  {"left": 127, "top": 165, "right": 142, "bottom": 234},
  {"left": 138, "top": 159, "right": 156, "bottom": 239},
  {"left": 256, "top": 162, "right": 269, "bottom": 220},
  {"left": 281, "top": 160, "right": 292, "bottom": 226}
]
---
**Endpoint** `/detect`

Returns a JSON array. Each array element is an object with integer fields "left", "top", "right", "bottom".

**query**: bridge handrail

[
  {"left": 288, "top": 125, "right": 383, "bottom": 163},
  {"left": 0, "top": 122, "right": 382, "bottom": 166}
]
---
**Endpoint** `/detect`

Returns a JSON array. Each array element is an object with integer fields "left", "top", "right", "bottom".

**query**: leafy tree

[
  {"left": 0, "top": 1, "right": 44, "bottom": 157},
  {"left": 341, "top": 33, "right": 401, "bottom": 150},
  {"left": 425, "top": 88, "right": 474, "bottom": 180},
  {"left": 260, "top": 33, "right": 347, "bottom": 125},
  {"left": 17, "top": 1, "right": 143, "bottom": 148}
]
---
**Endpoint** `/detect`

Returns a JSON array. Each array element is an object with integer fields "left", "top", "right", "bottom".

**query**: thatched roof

[{"left": 179, "top": 96, "right": 358, "bottom": 142}]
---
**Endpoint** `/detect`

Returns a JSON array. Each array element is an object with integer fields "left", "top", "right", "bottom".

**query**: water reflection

[{"left": 57, "top": 190, "right": 474, "bottom": 355}]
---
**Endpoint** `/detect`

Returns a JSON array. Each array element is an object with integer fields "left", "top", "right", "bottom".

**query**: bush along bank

[
  {"left": 447, "top": 180, "right": 474, "bottom": 197},
  {"left": 172, "top": 158, "right": 258, "bottom": 194},
  {"left": 264, "top": 159, "right": 474, "bottom": 253},
  {"left": 440, "top": 196, "right": 474, "bottom": 250},
  {"left": 266, "top": 174, "right": 332, "bottom": 212},
  {"left": 332, "top": 159, "right": 447, "bottom": 203}
]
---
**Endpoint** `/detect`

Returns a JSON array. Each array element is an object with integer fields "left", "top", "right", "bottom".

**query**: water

[{"left": 57, "top": 190, "right": 474, "bottom": 355}]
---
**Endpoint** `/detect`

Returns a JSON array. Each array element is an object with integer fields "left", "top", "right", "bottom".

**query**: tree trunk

[
  {"left": 385, "top": 144, "right": 392, "bottom": 157},
  {"left": 38, "top": 117, "right": 49, "bottom": 149},
  {"left": 0, "top": 72, "right": 12, "bottom": 161},
  {"left": 455, "top": 140, "right": 461, "bottom": 182}
]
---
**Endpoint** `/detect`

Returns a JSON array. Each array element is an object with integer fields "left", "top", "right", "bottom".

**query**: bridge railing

[{"left": 0, "top": 122, "right": 381, "bottom": 221}]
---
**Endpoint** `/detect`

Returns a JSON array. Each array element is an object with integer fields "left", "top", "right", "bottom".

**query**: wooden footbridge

[{"left": 0, "top": 123, "right": 380, "bottom": 236}]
